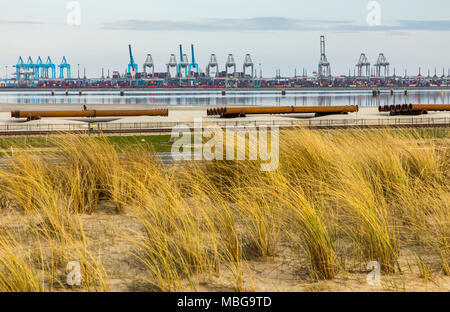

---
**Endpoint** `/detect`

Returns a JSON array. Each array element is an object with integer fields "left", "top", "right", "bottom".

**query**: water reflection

[{"left": 0, "top": 90, "right": 448, "bottom": 107}]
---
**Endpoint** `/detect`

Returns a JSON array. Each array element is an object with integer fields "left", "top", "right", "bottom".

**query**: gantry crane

[
  {"left": 44, "top": 57, "right": 56, "bottom": 79},
  {"left": 177, "top": 45, "right": 189, "bottom": 77},
  {"left": 189, "top": 44, "right": 199, "bottom": 74},
  {"left": 26, "top": 57, "right": 36, "bottom": 79},
  {"left": 36, "top": 57, "right": 44, "bottom": 79},
  {"left": 166, "top": 54, "right": 177, "bottom": 78},
  {"left": 206, "top": 54, "right": 218, "bottom": 77},
  {"left": 59, "top": 56, "right": 71, "bottom": 79},
  {"left": 243, "top": 54, "right": 254, "bottom": 77},
  {"left": 374, "top": 53, "right": 389, "bottom": 77},
  {"left": 318, "top": 35, "right": 331, "bottom": 78},
  {"left": 128, "top": 44, "right": 138, "bottom": 77},
  {"left": 14, "top": 57, "right": 25, "bottom": 80},
  {"left": 225, "top": 54, "right": 236, "bottom": 77},
  {"left": 356, "top": 53, "right": 370, "bottom": 77},
  {"left": 143, "top": 54, "right": 155, "bottom": 77}
]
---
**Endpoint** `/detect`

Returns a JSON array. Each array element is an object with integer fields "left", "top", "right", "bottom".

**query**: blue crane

[
  {"left": 14, "top": 56, "right": 63, "bottom": 80},
  {"left": 44, "top": 57, "right": 56, "bottom": 79},
  {"left": 128, "top": 44, "right": 138, "bottom": 76},
  {"left": 189, "top": 44, "right": 199, "bottom": 74},
  {"left": 36, "top": 56, "right": 44, "bottom": 79},
  {"left": 59, "top": 56, "right": 71, "bottom": 79},
  {"left": 26, "top": 57, "right": 36, "bottom": 79},
  {"left": 14, "top": 57, "right": 25, "bottom": 79},
  {"left": 177, "top": 44, "right": 189, "bottom": 77}
]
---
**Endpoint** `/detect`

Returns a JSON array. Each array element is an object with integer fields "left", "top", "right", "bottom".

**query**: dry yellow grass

[{"left": 0, "top": 128, "right": 448, "bottom": 292}]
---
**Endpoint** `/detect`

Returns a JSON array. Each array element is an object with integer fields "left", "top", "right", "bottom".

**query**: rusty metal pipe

[
  {"left": 378, "top": 105, "right": 391, "bottom": 112},
  {"left": 379, "top": 104, "right": 450, "bottom": 115},
  {"left": 11, "top": 109, "right": 169, "bottom": 119},
  {"left": 293, "top": 106, "right": 358, "bottom": 113},
  {"left": 410, "top": 104, "right": 450, "bottom": 112},
  {"left": 223, "top": 106, "right": 295, "bottom": 115},
  {"left": 207, "top": 105, "right": 358, "bottom": 117}
]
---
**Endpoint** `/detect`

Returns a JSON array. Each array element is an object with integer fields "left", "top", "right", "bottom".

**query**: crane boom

[
  {"left": 189, "top": 44, "right": 199, "bottom": 73},
  {"left": 128, "top": 44, "right": 136, "bottom": 69},
  {"left": 179, "top": 44, "right": 183, "bottom": 62},
  {"left": 127, "top": 44, "right": 138, "bottom": 76},
  {"left": 191, "top": 44, "right": 195, "bottom": 65}
]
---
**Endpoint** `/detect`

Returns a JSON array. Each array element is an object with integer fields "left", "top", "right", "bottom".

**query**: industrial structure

[
  {"left": 165, "top": 54, "right": 176, "bottom": 78},
  {"left": 206, "top": 54, "right": 219, "bottom": 77},
  {"left": 225, "top": 54, "right": 236, "bottom": 77},
  {"left": 177, "top": 44, "right": 189, "bottom": 77},
  {"left": 3, "top": 37, "right": 450, "bottom": 89},
  {"left": 127, "top": 44, "right": 138, "bottom": 77},
  {"left": 189, "top": 44, "right": 199, "bottom": 75},
  {"left": 243, "top": 54, "right": 254, "bottom": 78},
  {"left": 374, "top": 53, "right": 390, "bottom": 77},
  {"left": 356, "top": 53, "right": 370, "bottom": 77},
  {"left": 59, "top": 57, "right": 71, "bottom": 79},
  {"left": 318, "top": 35, "right": 331, "bottom": 78},
  {"left": 13, "top": 56, "right": 63, "bottom": 80},
  {"left": 143, "top": 54, "right": 154, "bottom": 77}
]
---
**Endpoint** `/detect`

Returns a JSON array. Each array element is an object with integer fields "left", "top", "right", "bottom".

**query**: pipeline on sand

[
  {"left": 378, "top": 104, "right": 450, "bottom": 116},
  {"left": 11, "top": 109, "right": 169, "bottom": 120},
  {"left": 207, "top": 105, "right": 359, "bottom": 118}
]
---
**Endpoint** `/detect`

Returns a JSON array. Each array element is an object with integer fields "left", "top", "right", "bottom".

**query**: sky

[{"left": 1, "top": 0, "right": 450, "bottom": 78}]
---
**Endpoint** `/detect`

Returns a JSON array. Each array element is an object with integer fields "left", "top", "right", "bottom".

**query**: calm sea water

[{"left": 0, "top": 89, "right": 448, "bottom": 107}]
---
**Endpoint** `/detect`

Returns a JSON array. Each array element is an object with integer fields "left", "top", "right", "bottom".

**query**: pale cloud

[
  {"left": 102, "top": 17, "right": 450, "bottom": 33},
  {"left": 0, "top": 20, "right": 45, "bottom": 25},
  {"left": 102, "top": 17, "right": 351, "bottom": 32}
]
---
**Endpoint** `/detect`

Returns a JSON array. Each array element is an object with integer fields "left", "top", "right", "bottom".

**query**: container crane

[
  {"left": 26, "top": 57, "right": 37, "bottom": 79},
  {"left": 189, "top": 44, "right": 199, "bottom": 74},
  {"left": 36, "top": 57, "right": 44, "bottom": 79},
  {"left": 44, "top": 57, "right": 56, "bottom": 79},
  {"left": 127, "top": 44, "right": 138, "bottom": 77},
  {"left": 243, "top": 54, "right": 254, "bottom": 77},
  {"left": 166, "top": 54, "right": 177, "bottom": 78},
  {"left": 206, "top": 54, "right": 219, "bottom": 77},
  {"left": 318, "top": 35, "right": 331, "bottom": 78},
  {"left": 14, "top": 57, "right": 25, "bottom": 80},
  {"left": 374, "top": 53, "right": 389, "bottom": 77},
  {"left": 14, "top": 57, "right": 34, "bottom": 80},
  {"left": 143, "top": 54, "right": 155, "bottom": 77},
  {"left": 177, "top": 45, "right": 189, "bottom": 77},
  {"left": 58, "top": 56, "right": 71, "bottom": 79},
  {"left": 225, "top": 54, "right": 236, "bottom": 77},
  {"left": 356, "top": 53, "right": 370, "bottom": 77}
]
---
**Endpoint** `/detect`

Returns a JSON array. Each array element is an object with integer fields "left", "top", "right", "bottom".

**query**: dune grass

[{"left": 0, "top": 128, "right": 448, "bottom": 291}]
